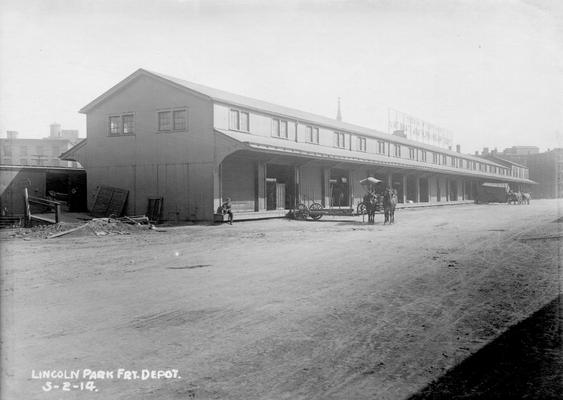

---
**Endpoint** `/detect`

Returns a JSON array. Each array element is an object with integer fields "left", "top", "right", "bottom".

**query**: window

[
  {"left": 357, "top": 137, "right": 366, "bottom": 152},
  {"left": 159, "top": 108, "right": 188, "bottom": 132},
  {"left": 230, "top": 109, "right": 249, "bottom": 132},
  {"left": 158, "top": 111, "right": 171, "bottom": 131},
  {"left": 122, "top": 114, "right": 135, "bottom": 134},
  {"left": 272, "top": 118, "right": 288, "bottom": 138},
  {"left": 109, "top": 116, "right": 121, "bottom": 136},
  {"left": 442, "top": 155, "right": 447, "bottom": 165},
  {"left": 306, "top": 126, "right": 319, "bottom": 144},
  {"left": 409, "top": 148, "right": 415, "bottom": 160},
  {"left": 109, "top": 114, "right": 135, "bottom": 136},
  {"left": 173, "top": 110, "right": 187, "bottom": 131},
  {"left": 239, "top": 111, "right": 249, "bottom": 132},
  {"left": 392, "top": 144, "right": 401, "bottom": 157},
  {"left": 229, "top": 109, "right": 239, "bottom": 130},
  {"left": 421, "top": 150, "right": 427, "bottom": 162},
  {"left": 377, "top": 140, "right": 386, "bottom": 155},
  {"left": 334, "top": 132, "right": 346, "bottom": 148},
  {"left": 432, "top": 152, "right": 438, "bottom": 164}
]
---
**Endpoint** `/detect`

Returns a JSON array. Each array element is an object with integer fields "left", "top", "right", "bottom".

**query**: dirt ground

[{"left": 1, "top": 200, "right": 562, "bottom": 400}]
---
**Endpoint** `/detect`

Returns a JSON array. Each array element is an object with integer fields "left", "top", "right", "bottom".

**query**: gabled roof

[
  {"left": 59, "top": 138, "right": 87, "bottom": 161},
  {"left": 80, "top": 68, "right": 506, "bottom": 167}
]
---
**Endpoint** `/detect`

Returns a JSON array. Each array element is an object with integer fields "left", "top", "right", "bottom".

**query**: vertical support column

[
  {"left": 387, "top": 173, "right": 393, "bottom": 188},
  {"left": 55, "top": 203, "right": 61, "bottom": 223},
  {"left": 24, "top": 187, "right": 31, "bottom": 228},
  {"left": 213, "top": 164, "right": 222, "bottom": 212},
  {"left": 402, "top": 175, "right": 407, "bottom": 203},
  {"left": 294, "top": 166, "right": 301, "bottom": 208},
  {"left": 323, "top": 167, "right": 331, "bottom": 207},
  {"left": 445, "top": 178, "right": 449, "bottom": 202},
  {"left": 256, "top": 160, "right": 266, "bottom": 211},
  {"left": 416, "top": 176, "right": 420, "bottom": 203}
]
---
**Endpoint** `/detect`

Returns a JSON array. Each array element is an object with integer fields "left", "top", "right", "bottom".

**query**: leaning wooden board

[{"left": 90, "top": 186, "right": 129, "bottom": 217}]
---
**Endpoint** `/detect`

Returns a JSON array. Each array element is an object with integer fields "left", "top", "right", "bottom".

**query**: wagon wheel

[
  {"left": 294, "top": 203, "right": 309, "bottom": 220},
  {"left": 309, "top": 202, "right": 323, "bottom": 220},
  {"left": 357, "top": 202, "right": 367, "bottom": 216}
]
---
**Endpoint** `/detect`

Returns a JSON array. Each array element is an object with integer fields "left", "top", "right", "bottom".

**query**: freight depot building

[{"left": 63, "top": 69, "right": 533, "bottom": 222}]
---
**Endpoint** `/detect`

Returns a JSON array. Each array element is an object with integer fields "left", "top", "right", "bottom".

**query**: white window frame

[
  {"left": 306, "top": 125, "right": 320, "bottom": 144},
  {"left": 357, "top": 136, "right": 367, "bottom": 152},
  {"left": 272, "top": 118, "right": 288, "bottom": 139},
  {"left": 334, "top": 132, "right": 346, "bottom": 149},
  {"left": 377, "top": 140, "right": 386, "bottom": 155},
  {"left": 230, "top": 109, "right": 249, "bottom": 132}
]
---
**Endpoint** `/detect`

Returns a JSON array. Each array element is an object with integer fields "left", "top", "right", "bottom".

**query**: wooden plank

[{"left": 47, "top": 223, "right": 89, "bottom": 239}]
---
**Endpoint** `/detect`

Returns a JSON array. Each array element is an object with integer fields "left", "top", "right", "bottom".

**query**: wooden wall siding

[{"left": 221, "top": 157, "right": 256, "bottom": 212}]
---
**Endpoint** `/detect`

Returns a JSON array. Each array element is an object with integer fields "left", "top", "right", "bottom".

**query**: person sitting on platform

[{"left": 218, "top": 197, "right": 233, "bottom": 225}]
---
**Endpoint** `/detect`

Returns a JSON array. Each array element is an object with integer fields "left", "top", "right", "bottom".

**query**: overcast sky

[{"left": 1, "top": 0, "right": 562, "bottom": 153}]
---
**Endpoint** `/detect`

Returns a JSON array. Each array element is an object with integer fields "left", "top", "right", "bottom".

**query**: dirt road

[{"left": 1, "top": 200, "right": 562, "bottom": 399}]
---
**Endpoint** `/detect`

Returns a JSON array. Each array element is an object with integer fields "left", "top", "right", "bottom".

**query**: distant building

[
  {"left": 0, "top": 124, "right": 82, "bottom": 168},
  {"left": 526, "top": 149, "right": 563, "bottom": 198},
  {"left": 501, "top": 146, "right": 540, "bottom": 166},
  {"left": 479, "top": 150, "right": 530, "bottom": 189},
  {"left": 499, "top": 146, "right": 562, "bottom": 198}
]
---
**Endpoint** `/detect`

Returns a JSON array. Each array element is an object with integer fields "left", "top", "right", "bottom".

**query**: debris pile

[{"left": 2, "top": 217, "right": 155, "bottom": 240}]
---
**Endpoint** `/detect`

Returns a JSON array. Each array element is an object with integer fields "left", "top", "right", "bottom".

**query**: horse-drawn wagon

[
  {"left": 293, "top": 177, "right": 386, "bottom": 222},
  {"left": 293, "top": 201, "right": 354, "bottom": 220}
]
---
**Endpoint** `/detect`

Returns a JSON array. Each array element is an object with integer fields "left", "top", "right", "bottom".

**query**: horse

[
  {"left": 507, "top": 190, "right": 522, "bottom": 205},
  {"left": 383, "top": 188, "right": 397, "bottom": 224},
  {"left": 363, "top": 191, "right": 378, "bottom": 224},
  {"left": 521, "top": 192, "right": 531, "bottom": 205}
]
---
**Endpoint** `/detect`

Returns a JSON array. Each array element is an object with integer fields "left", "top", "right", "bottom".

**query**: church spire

[{"left": 336, "top": 97, "right": 342, "bottom": 121}]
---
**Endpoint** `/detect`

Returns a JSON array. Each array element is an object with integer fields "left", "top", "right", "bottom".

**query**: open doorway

[
  {"left": 330, "top": 169, "right": 349, "bottom": 207},
  {"left": 419, "top": 177, "right": 429, "bottom": 202},
  {"left": 266, "top": 164, "right": 295, "bottom": 210},
  {"left": 392, "top": 174, "right": 405, "bottom": 203}
]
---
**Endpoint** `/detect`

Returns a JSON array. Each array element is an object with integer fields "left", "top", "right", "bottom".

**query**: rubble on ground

[{"left": 0, "top": 217, "right": 155, "bottom": 240}]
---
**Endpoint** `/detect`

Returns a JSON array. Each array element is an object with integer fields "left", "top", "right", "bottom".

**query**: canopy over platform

[{"left": 360, "top": 177, "right": 383, "bottom": 185}]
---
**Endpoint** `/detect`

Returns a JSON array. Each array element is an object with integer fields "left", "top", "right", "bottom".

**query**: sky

[{"left": 1, "top": 0, "right": 562, "bottom": 154}]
